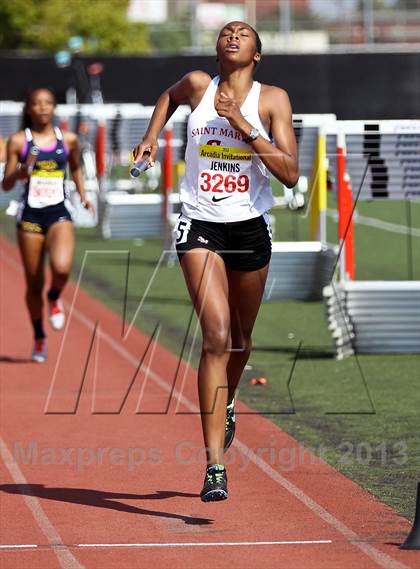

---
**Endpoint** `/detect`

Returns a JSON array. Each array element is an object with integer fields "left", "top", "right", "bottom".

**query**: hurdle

[
  {"left": 265, "top": 115, "right": 338, "bottom": 301},
  {"left": 323, "top": 119, "right": 420, "bottom": 357}
]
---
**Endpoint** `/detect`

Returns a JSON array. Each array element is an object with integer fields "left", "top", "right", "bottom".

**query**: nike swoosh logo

[{"left": 212, "top": 195, "right": 232, "bottom": 203}]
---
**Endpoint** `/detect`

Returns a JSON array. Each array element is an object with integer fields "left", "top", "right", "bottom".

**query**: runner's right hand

[
  {"left": 131, "top": 138, "right": 159, "bottom": 169},
  {"left": 15, "top": 163, "right": 31, "bottom": 180}
]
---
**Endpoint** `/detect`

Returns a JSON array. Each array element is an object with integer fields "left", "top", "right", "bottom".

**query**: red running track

[{"left": 0, "top": 233, "right": 417, "bottom": 569}]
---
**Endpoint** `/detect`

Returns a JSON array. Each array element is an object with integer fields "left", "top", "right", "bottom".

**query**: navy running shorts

[
  {"left": 17, "top": 201, "right": 72, "bottom": 235},
  {"left": 175, "top": 213, "right": 272, "bottom": 272}
]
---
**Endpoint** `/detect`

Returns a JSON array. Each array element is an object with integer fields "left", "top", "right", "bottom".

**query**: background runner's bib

[
  {"left": 21, "top": 127, "right": 68, "bottom": 210},
  {"left": 27, "top": 170, "right": 65, "bottom": 208},
  {"left": 180, "top": 76, "right": 275, "bottom": 223}
]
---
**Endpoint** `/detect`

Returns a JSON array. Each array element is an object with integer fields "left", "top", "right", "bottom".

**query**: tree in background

[{"left": 0, "top": 0, "right": 150, "bottom": 53}]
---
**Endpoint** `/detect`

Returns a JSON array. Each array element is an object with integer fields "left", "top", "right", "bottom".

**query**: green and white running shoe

[{"left": 200, "top": 464, "right": 228, "bottom": 502}]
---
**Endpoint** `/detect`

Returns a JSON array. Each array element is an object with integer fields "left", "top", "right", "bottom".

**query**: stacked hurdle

[
  {"left": 324, "top": 281, "right": 420, "bottom": 357},
  {"left": 323, "top": 120, "right": 420, "bottom": 357}
]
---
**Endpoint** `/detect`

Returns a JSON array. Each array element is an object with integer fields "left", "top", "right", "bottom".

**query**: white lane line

[
  {"left": 0, "top": 439, "right": 85, "bottom": 569},
  {"left": 78, "top": 540, "right": 332, "bottom": 548},
  {"left": 233, "top": 441, "right": 410, "bottom": 569},
  {"left": 1, "top": 249, "right": 410, "bottom": 569},
  {"left": 0, "top": 544, "right": 38, "bottom": 549},
  {"left": 0, "top": 540, "right": 332, "bottom": 550},
  {"left": 326, "top": 208, "right": 420, "bottom": 237}
]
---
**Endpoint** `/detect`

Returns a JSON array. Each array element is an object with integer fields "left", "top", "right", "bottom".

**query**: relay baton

[
  {"left": 130, "top": 159, "right": 149, "bottom": 178},
  {"left": 26, "top": 146, "right": 40, "bottom": 174}
]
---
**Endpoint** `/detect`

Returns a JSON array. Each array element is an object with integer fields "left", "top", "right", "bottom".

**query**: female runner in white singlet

[{"left": 133, "top": 21, "right": 299, "bottom": 502}]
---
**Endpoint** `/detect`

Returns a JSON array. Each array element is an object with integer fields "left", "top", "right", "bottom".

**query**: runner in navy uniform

[
  {"left": 133, "top": 22, "right": 299, "bottom": 501},
  {"left": 2, "top": 88, "right": 93, "bottom": 362}
]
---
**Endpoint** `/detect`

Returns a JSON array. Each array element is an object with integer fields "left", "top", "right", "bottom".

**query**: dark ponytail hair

[
  {"left": 21, "top": 88, "right": 56, "bottom": 130},
  {"left": 21, "top": 98, "right": 32, "bottom": 130}
]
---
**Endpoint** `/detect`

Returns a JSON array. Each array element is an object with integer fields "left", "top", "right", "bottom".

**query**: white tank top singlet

[{"left": 179, "top": 76, "right": 275, "bottom": 222}]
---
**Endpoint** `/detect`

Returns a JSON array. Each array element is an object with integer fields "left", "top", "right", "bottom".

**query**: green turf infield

[{"left": 1, "top": 199, "right": 419, "bottom": 521}]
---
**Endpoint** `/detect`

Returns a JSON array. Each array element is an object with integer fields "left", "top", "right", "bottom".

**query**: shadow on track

[
  {"left": 0, "top": 355, "right": 33, "bottom": 364},
  {"left": 0, "top": 484, "right": 212, "bottom": 525}
]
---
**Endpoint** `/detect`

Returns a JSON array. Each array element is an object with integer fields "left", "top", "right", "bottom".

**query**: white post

[
  {"left": 280, "top": 0, "right": 291, "bottom": 49},
  {"left": 190, "top": 0, "right": 198, "bottom": 51},
  {"left": 363, "top": 0, "right": 375, "bottom": 45},
  {"left": 246, "top": 0, "right": 257, "bottom": 29}
]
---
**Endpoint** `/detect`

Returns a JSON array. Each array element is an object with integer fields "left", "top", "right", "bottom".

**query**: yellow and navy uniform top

[{"left": 20, "top": 127, "right": 69, "bottom": 209}]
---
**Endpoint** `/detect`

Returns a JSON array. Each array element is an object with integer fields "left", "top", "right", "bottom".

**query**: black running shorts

[
  {"left": 175, "top": 213, "right": 272, "bottom": 272},
  {"left": 17, "top": 201, "right": 72, "bottom": 235}
]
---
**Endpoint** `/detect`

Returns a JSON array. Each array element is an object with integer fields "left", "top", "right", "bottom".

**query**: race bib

[
  {"left": 27, "top": 171, "right": 64, "bottom": 208},
  {"left": 198, "top": 144, "right": 251, "bottom": 207}
]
